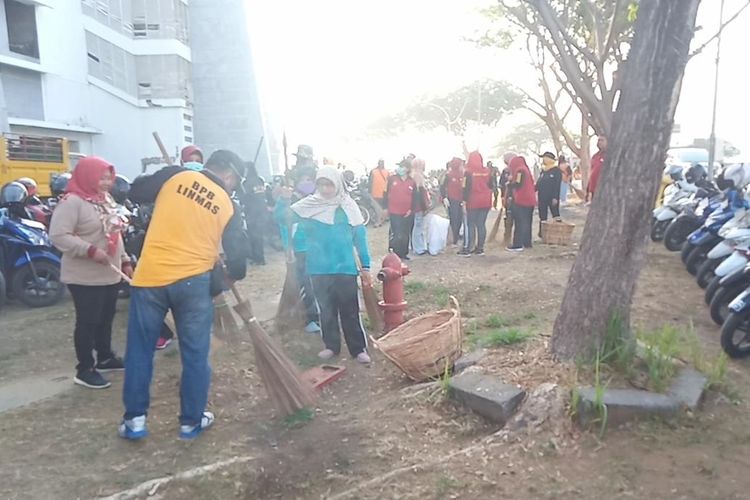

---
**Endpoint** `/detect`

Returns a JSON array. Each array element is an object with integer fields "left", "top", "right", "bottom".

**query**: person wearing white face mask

[{"left": 180, "top": 144, "right": 204, "bottom": 172}]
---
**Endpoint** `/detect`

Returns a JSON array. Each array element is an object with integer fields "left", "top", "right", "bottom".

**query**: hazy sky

[{"left": 248, "top": 0, "right": 750, "bottom": 170}]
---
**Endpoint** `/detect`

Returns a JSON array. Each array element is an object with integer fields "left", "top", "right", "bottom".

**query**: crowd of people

[
  {"left": 43, "top": 134, "right": 607, "bottom": 442},
  {"left": 363, "top": 135, "right": 607, "bottom": 259}
]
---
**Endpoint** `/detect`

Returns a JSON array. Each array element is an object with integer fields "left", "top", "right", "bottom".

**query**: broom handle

[{"left": 110, "top": 264, "right": 178, "bottom": 333}]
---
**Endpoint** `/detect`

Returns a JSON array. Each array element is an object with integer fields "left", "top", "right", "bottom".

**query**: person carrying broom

[
  {"left": 289, "top": 166, "right": 373, "bottom": 364},
  {"left": 118, "top": 150, "right": 247, "bottom": 441}
]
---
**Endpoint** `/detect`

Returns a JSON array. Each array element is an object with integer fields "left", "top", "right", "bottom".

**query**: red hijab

[
  {"left": 66, "top": 156, "right": 115, "bottom": 203},
  {"left": 181, "top": 145, "right": 203, "bottom": 164},
  {"left": 65, "top": 156, "right": 122, "bottom": 256},
  {"left": 466, "top": 151, "right": 484, "bottom": 173}
]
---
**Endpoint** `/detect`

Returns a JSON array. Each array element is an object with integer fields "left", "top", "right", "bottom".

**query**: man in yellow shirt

[{"left": 119, "top": 150, "right": 247, "bottom": 441}]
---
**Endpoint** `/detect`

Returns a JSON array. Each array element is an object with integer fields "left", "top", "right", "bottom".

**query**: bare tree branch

[{"left": 689, "top": 0, "right": 750, "bottom": 59}]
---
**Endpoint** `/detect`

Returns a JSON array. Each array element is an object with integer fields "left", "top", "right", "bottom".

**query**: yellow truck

[{"left": 0, "top": 134, "right": 70, "bottom": 197}]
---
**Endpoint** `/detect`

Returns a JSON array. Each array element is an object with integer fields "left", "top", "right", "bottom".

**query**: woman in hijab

[
  {"left": 291, "top": 167, "right": 373, "bottom": 364},
  {"left": 384, "top": 159, "right": 418, "bottom": 260},
  {"left": 506, "top": 156, "right": 537, "bottom": 252},
  {"left": 50, "top": 157, "right": 131, "bottom": 389},
  {"left": 460, "top": 151, "right": 493, "bottom": 256}
]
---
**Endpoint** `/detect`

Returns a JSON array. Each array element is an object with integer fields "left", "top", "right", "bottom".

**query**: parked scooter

[
  {"left": 651, "top": 165, "right": 697, "bottom": 242},
  {"left": 704, "top": 232, "right": 750, "bottom": 305},
  {"left": 695, "top": 210, "right": 750, "bottom": 288},
  {"left": 681, "top": 164, "right": 750, "bottom": 275},
  {"left": 664, "top": 190, "right": 721, "bottom": 251},
  {"left": 0, "top": 183, "right": 64, "bottom": 308},
  {"left": 719, "top": 272, "right": 750, "bottom": 357}
]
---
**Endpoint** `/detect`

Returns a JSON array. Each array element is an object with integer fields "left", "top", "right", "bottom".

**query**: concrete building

[{"left": 0, "top": 0, "right": 271, "bottom": 180}]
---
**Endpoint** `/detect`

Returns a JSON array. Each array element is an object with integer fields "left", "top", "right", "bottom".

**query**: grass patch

[
  {"left": 485, "top": 313, "right": 511, "bottom": 328},
  {"left": 638, "top": 325, "right": 680, "bottom": 393},
  {"left": 476, "top": 328, "right": 531, "bottom": 347},
  {"left": 281, "top": 408, "right": 315, "bottom": 429},
  {"left": 296, "top": 354, "right": 322, "bottom": 369},
  {"left": 404, "top": 281, "right": 427, "bottom": 293},
  {"left": 434, "top": 286, "right": 451, "bottom": 308}
]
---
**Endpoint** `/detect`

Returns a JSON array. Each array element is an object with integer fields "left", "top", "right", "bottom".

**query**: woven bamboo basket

[
  {"left": 371, "top": 296, "right": 463, "bottom": 382},
  {"left": 541, "top": 220, "right": 575, "bottom": 245}
]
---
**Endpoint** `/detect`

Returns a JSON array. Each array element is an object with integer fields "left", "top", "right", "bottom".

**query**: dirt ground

[{"left": 2, "top": 204, "right": 750, "bottom": 499}]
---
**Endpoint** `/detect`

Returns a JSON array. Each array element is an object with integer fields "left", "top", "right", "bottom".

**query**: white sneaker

[
  {"left": 318, "top": 349, "right": 336, "bottom": 360},
  {"left": 179, "top": 411, "right": 215, "bottom": 440},
  {"left": 119, "top": 415, "right": 148, "bottom": 440},
  {"left": 356, "top": 352, "right": 372, "bottom": 364}
]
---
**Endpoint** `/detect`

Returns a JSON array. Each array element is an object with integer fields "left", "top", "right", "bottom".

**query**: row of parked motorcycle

[
  {"left": 0, "top": 174, "right": 144, "bottom": 313},
  {"left": 651, "top": 161, "right": 750, "bottom": 358}
]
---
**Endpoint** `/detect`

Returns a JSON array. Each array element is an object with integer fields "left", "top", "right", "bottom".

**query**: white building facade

[{"left": 0, "top": 0, "right": 197, "bottom": 180}]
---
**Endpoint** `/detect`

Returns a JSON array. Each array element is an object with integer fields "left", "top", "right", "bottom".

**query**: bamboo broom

[
  {"left": 276, "top": 217, "right": 306, "bottom": 329},
  {"left": 228, "top": 283, "right": 317, "bottom": 416},
  {"left": 355, "top": 251, "right": 383, "bottom": 334},
  {"left": 212, "top": 292, "right": 241, "bottom": 342},
  {"left": 488, "top": 208, "right": 504, "bottom": 242}
]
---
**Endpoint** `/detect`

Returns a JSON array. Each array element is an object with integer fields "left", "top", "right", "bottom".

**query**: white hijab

[{"left": 291, "top": 166, "right": 365, "bottom": 226}]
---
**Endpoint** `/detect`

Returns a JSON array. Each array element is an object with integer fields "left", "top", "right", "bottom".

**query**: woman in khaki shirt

[{"left": 49, "top": 157, "right": 131, "bottom": 389}]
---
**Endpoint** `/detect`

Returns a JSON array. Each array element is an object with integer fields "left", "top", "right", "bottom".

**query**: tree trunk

[{"left": 551, "top": 0, "right": 702, "bottom": 360}]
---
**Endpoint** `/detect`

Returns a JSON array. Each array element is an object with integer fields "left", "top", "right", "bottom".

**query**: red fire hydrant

[{"left": 377, "top": 252, "right": 410, "bottom": 332}]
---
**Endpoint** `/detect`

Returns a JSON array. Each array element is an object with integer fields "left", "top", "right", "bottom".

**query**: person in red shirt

[
  {"left": 459, "top": 151, "right": 494, "bottom": 256},
  {"left": 506, "top": 156, "right": 537, "bottom": 252},
  {"left": 586, "top": 135, "right": 607, "bottom": 202},
  {"left": 384, "top": 158, "right": 418, "bottom": 260},
  {"left": 440, "top": 157, "right": 465, "bottom": 246}
]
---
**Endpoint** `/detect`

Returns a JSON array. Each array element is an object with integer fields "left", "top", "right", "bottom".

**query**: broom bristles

[
  {"left": 213, "top": 294, "right": 240, "bottom": 342},
  {"left": 277, "top": 261, "right": 306, "bottom": 328},
  {"left": 232, "top": 292, "right": 317, "bottom": 416}
]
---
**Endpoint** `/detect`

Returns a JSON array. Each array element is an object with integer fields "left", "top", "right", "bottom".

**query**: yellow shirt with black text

[{"left": 132, "top": 170, "right": 233, "bottom": 287}]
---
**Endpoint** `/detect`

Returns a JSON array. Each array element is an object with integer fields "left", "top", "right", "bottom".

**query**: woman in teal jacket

[{"left": 291, "top": 166, "right": 373, "bottom": 364}]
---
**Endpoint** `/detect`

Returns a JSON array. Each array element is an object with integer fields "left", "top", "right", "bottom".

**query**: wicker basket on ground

[
  {"left": 541, "top": 219, "right": 575, "bottom": 245},
  {"left": 371, "top": 296, "right": 463, "bottom": 382}
]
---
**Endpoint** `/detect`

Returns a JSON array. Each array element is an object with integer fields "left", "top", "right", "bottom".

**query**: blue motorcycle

[
  {"left": 0, "top": 208, "right": 64, "bottom": 308},
  {"left": 681, "top": 190, "right": 747, "bottom": 275}
]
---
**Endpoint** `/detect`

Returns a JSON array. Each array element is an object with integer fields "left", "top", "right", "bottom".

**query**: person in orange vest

[
  {"left": 459, "top": 151, "right": 493, "bottom": 256},
  {"left": 369, "top": 160, "right": 390, "bottom": 208},
  {"left": 586, "top": 135, "right": 607, "bottom": 202}
]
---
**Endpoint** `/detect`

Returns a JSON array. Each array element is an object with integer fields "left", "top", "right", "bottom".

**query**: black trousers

[
  {"left": 466, "top": 208, "right": 490, "bottom": 251},
  {"left": 389, "top": 214, "right": 414, "bottom": 258},
  {"left": 511, "top": 205, "right": 534, "bottom": 249},
  {"left": 295, "top": 252, "right": 319, "bottom": 324},
  {"left": 246, "top": 221, "right": 266, "bottom": 265},
  {"left": 447, "top": 199, "right": 463, "bottom": 244},
  {"left": 68, "top": 283, "right": 119, "bottom": 372},
  {"left": 311, "top": 274, "right": 367, "bottom": 356},
  {"left": 538, "top": 197, "right": 560, "bottom": 221}
]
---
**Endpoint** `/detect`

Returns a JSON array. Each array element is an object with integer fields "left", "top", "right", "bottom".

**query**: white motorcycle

[{"left": 651, "top": 181, "right": 698, "bottom": 242}]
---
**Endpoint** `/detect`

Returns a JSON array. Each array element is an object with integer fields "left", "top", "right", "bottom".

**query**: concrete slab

[
  {"left": 453, "top": 349, "right": 485, "bottom": 373},
  {"left": 577, "top": 387, "right": 680, "bottom": 427},
  {"left": 667, "top": 368, "right": 708, "bottom": 410},
  {"left": 449, "top": 373, "right": 525, "bottom": 425}
]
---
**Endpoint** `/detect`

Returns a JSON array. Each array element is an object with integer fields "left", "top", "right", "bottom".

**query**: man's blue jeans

[{"left": 123, "top": 272, "right": 213, "bottom": 426}]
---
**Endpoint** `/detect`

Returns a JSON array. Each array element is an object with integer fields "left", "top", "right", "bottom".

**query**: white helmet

[{"left": 717, "top": 163, "right": 750, "bottom": 190}]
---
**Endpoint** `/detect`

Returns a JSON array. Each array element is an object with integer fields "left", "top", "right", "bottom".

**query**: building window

[
  {"left": 0, "top": 65, "right": 43, "bottom": 120},
  {"left": 136, "top": 55, "right": 191, "bottom": 100},
  {"left": 85, "top": 31, "right": 138, "bottom": 96},
  {"left": 83, "top": 0, "right": 188, "bottom": 43},
  {"left": 5, "top": 0, "right": 40, "bottom": 59}
]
